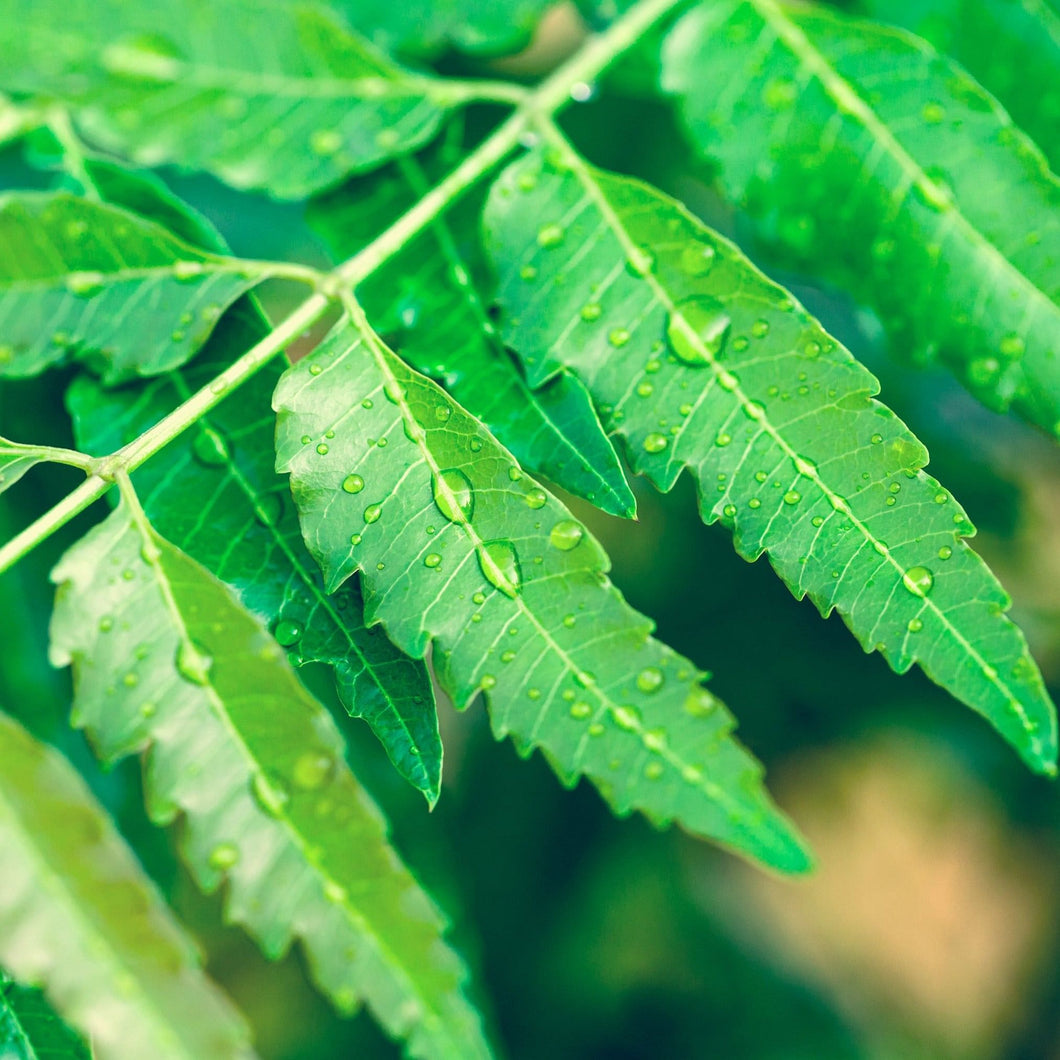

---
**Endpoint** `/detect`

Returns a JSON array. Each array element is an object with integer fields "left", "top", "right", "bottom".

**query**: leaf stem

[{"left": 0, "top": 0, "right": 686, "bottom": 576}]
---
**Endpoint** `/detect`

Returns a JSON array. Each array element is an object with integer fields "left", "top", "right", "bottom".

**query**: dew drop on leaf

[
  {"left": 478, "top": 540, "right": 522, "bottom": 598},
  {"left": 667, "top": 298, "right": 732, "bottom": 365},
  {"left": 549, "top": 520, "right": 584, "bottom": 551},
  {"left": 902, "top": 565, "right": 935, "bottom": 596},
  {"left": 251, "top": 773, "right": 289, "bottom": 816},
  {"left": 537, "top": 223, "right": 565, "bottom": 248},
  {"left": 253, "top": 493, "right": 283, "bottom": 527},
  {"left": 363, "top": 503, "right": 382, "bottom": 524},
  {"left": 636, "top": 666, "right": 664, "bottom": 693},
  {"left": 65, "top": 271, "right": 105, "bottom": 297},
  {"left": 570, "top": 701, "right": 592, "bottom": 719},
  {"left": 341, "top": 473, "right": 364, "bottom": 494},
  {"left": 613, "top": 705, "right": 641, "bottom": 730},
  {"left": 192, "top": 426, "right": 230, "bottom": 467},
  {"left": 580, "top": 302, "right": 602, "bottom": 322},
  {"left": 208, "top": 842, "right": 240, "bottom": 870},
  {"left": 524, "top": 488, "right": 547, "bottom": 510},
  {"left": 433, "top": 468, "right": 474, "bottom": 524},
  {"left": 679, "top": 241, "right": 716, "bottom": 276},
  {"left": 424, "top": 553, "right": 442, "bottom": 568},
  {"left": 273, "top": 619, "right": 303, "bottom": 647},
  {"left": 608, "top": 327, "right": 630, "bottom": 347},
  {"left": 293, "top": 751, "right": 334, "bottom": 791},
  {"left": 643, "top": 432, "right": 668, "bottom": 454}
]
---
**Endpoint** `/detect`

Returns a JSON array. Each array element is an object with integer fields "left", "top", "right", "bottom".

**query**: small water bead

[
  {"left": 999, "top": 333, "right": 1025, "bottom": 358},
  {"left": 537, "top": 223, "right": 565, "bottom": 248},
  {"left": 524, "top": 488, "right": 547, "bottom": 510},
  {"left": 608, "top": 327, "right": 630, "bottom": 347},
  {"left": 65, "top": 270, "right": 105, "bottom": 297},
  {"left": 783, "top": 490, "right": 801, "bottom": 505},
  {"left": 743, "top": 400, "right": 765, "bottom": 421},
  {"left": 550, "top": 520, "right": 584, "bottom": 551},
  {"left": 527, "top": 688, "right": 541, "bottom": 701},
  {"left": 934, "top": 492, "right": 948, "bottom": 504},
  {"left": 870, "top": 433, "right": 883, "bottom": 445},
  {"left": 99, "top": 616, "right": 114, "bottom": 633},
  {"left": 562, "top": 614, "right": 577, "bottom": 628},
  {"left": 938, "top": 545, "right": 953, "bottom": 560},
  {"left": 208, "top": 843, "right": 240, "bottom": 870},
  {"left": 350, "top": 533, "right": 362, "bottom": 546},
  {"left": 722, "top": 503, "right": 737, "bottom": 519},
  {"left": 680, "top": 241, "right": 717, "bottom": 276},
  {"left": 580, "top": 302, "right": 602, "bottom": 322},
  {"left": 644, "top": 358, "right": 661, "bottom": 373},
  {"left": 636, "top": 381, "right": 654, "bottom": 398},
  {"left": 435, "top": 403, "right": 451, "bottom": 422},
  {"left": 907, "top": 618, "right": 924, "bottom": 633},
  {"left": 507, "top": 467, "right": 522, "bottom": 483},
  {"left": 715, "top": 432, "right": 731, "bottom": 447},
  {"left": 520, "top": 264, "right": 537, "bottom": 281},
  {"left": 570, "top": 701, "right": 593, "bottom": 720},
  {"left": 341, "top": 473, "right": 364, "bottom": 495},
  {"left": 316, "top": 443, "right": 329, "bottom": 456},
  {"left": 293, "top": 751, "right": 333, "bottom": 790},
  {"left": 433, "top": 468, "right": 474, "bottom": 524},
  {"left": 479, "top": 539, "right": 522, "bottom": 598},
  {"left": 902, "top": 565, "right": 934, "bottom": 597},
  {"left": 625, "top": 247, "right": 654, "bottom": 276},
  {"left": 811, "top": 515, "right": 824, "bottom": 527},
  {"left": 308, "top": 363, "right": 323, "bottom": 376},
  {"left": 274, "top": 619, "right": 304, "bottom": 647},
  {"left": 500, "top": 650, "right": 516, "bottom": 664},
  {"left": 643, "top": 432, "right": 668, "bottom": 454},
  {"left": 310, "top": 128, "right": 343, "bottom": 155},
  {"left": 751, "top": 319, "right": 770, "bottom": 338},
  {"left": 644, "top": 761, "right": 664, "bottom": 780},
  {"left": 480, "top": 674, "right": 497, "bottom": 690},
  {"left": 921, "top": 101, "right": 945, "bottom": 124},
  {"left": 517, "top": 171, "right": 537, "bottom": 192},
  {"left": 748, "top": 497, "right": 761, "bottom": 509},
  {"left": 424, "top": 553, "right": 442, "bottom": 568},
  {"left": 636, "top": 666, "right": 664, "bottom": 693},
  {"left": 667, "top": 298, "right": 732, "bottom": 365},
  {"left": 472, "top": 592, "right": 486, "bottom": 605},
  {"left": 363, "top": 503, "right": 382, "bottom": 524},
  {"left": 191, "top": 426, "right": 230, "bottom": 467}
]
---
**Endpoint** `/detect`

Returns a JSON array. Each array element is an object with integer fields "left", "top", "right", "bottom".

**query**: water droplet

[
  {"left": 424, "top": 553, "right": 442, "bottom": 568},
  {"left": 644, "top": 761, "right": 664, "bottom": 780},
  {"left": 715, "top": 432, "right": 731, "bottom": 447},
  {"left": 192, "top": 426, "right": 229, "bottom": 467},
  {"left": 342, "top": 473, "right": 364, "bottom": 494},
  {"left": 762, "top": 75, "right": 797, "bottom": 108},
  {"left": 613, "top": 705, "right": 641, "bottom": 731},
  {"left": 938, "top": 545, "right": 953, "bottom": 560},
  {"left": 479, "top": 540, "right": 521, "bottom": 598},
  {"left": 684, "top": 690, "right": 716, "bottom": 717},
  {"left": 433, "top": 468, "right": 474, "bottom": 524},
  {"left": 580, "top": 302, "right": 602, "bottom": 322},
  {"left": 636, "top": 666, "right": 664, "bottom": 693},
  {"left": 722, "top": 503, "right": 737, "bottom": 519},
  {"left": 549, "top": 520, "right": 584, "bottom": 551},
  {"left": 517, "top": 172, "right": 537, "bottom": 192},
  {"left": 472, "top": 591, "right": 486, "bottom": 605},
  {"left": 537, "top": 223, "right": 565, "bottom": 248},
  {"left": 783, "top": 490, "right": 801, "bottom": 505},
  {"left": 524, "top": 488, "right": 547, "bottom": 509},
  {"left": 363, "top": 503, "right": 382, "bottom": 524},
  {"left": 469, "top": 437, "right": 483, "bottom": 453},
  {"left": 310, "top": 128, "right": 342, "bottom": 155},
  {"left": 66, "top": 271, "right": 104, "bottom": 297},
  {"left": 520, "top": 264, "right": 537, "bottom": 281},
  {"left": 999, "top": 333, "right": 1025, "bottom": 358},
  {"left": 480, "top": 674, "right": 496, "bottom": 690},
  {"left": 625, "top": 247, "right": 654, "bottom": 276},
  {"left": 274, "top": 619, "right": 303, "bottom": 647},
  {"left": 176, "top": 642, "right": 212, "bottom": 685},
  {"left": 921, "top": 101, "right": 945, "bottom": 123},
  {"left": 252, "top": 773, "right": 289, "bottom": 816},
  {"left": 751, "top": 319, "right": 769, "bottom": 338},
  {"left": 570, "top": 701, "right": 592, "bottom": 719},
  {"left": 173, "top": 260, "right": 205, "bottom": 282},
  {"left": 636, "top": 381, "right": 653, "bottom": 398},
  {"left": 293, "top": 751, "right": 333, "bottom": 790},
  {"left": 253, "top": 493, "right": 283, "bottom": 527},
  {"left": 902, "top": 565, "right": 934, "bottom": 597},
  {"left": 870, "top": 433, "right": 883, "bottom": 444},
  {"left": 507, "top": 467, "right": 523, "bottom": 482},
  {"left": 208, "top": 843, "right": 239, "bottom": 870},
  {"left": 324, "top": 880, "right": 347, "bottom": 904},
  {"left": 608, "top": 328, "right": 630, "bottom": 347},
  {"left": 435, "top": 403, "right": 451, "bottom": 422},
  {"left": 643, "top": 432, "right": 668, "bottom": 454},
  {"left": 500, "top": 650, "right": 516, "bottom": 663},
  {"left": 99, "top": 616, "right": 114, "bottom": 633},
  {"left": 667, "top": 298, "right": 731, "bottom": 365},
  {"left": 316, "top": 442, "right": 329, "bottom": 456},
  {"left": 907, "top": 617, "right": 924, "bottom": 632},
  {"left": 562, "top": 614, "right": 576, "bottom": 628},
  {"left": 680, "top": 241, "right": 716, "bottom": 276}
]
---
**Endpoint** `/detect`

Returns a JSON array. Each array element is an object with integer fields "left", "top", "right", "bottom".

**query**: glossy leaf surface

[
  {"left": 483, "top": 147, "right": 1058, "bottom": 773},
  {"left": 49, "top": 501, "right": 491, "bottom": 1060},
  {"left": 275, "top": 315, "right": 811, "bottom": 873},
  {"left": 662, "top": 0, "right": 1060, "bottom": 436}
]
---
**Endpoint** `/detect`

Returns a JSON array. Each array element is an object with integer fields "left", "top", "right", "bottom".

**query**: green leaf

[
  {"left": 0, "top": 440, "right": 58, "bottom": 496},
  {"left": 63, "top": 159, "right": 442, "bottom": 800},
  {"left": 0, "top": 710, "right": 255, "bottom": 1060},
  {"left": 274, "top": 314, "right": 812, "bottom": 874},
  {"left": 1, "top": 0, "right": 453, "bottom": 198},
  {"left": 0, "top": 192, "right": 262, "bottom": 383},
  {"left": 482, "top": 146, "right": 1058, "bottom": 774},
  {"left": 661, "top": 0, "right": 1060, "bottom": 437},
  {"left": 49, "top": 499, "right": 491, "bottom": 1060},
  {"left": 1, "top": 972, "right": 91, "bottom": 1060},
  {"left": 337, "top": 0, "right": 553, "bottom": 57},
  {"left": 847, "top": 0, "right": 1060, "bottom": 170},
  {"left": 309, "top": 156, "right": 636, "bottom": 518}
]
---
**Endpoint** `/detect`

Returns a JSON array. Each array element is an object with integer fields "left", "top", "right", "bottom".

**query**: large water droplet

[
  {"left": 902, "top": 565, "right": 934, "bottom": 597},
  {"left": 342, "top": 473, "right": 364, "bottom": 494},
  {"left": 667, "top": 298, "right": 732, "bottom": 365},
  {"left": 524, "top": 488, "right": 547, "bottom": 510},
  {"left": 192, "top": 426, "right": 230, "bottom": 467},
  {"left": 274, "top": 619, "right": 303, "bottom": 647},
  {"left": 478, "top": 540, "right": 521, "bottom": 598},
  {"left": 433, "top": 467, "right": 474, "bottom": 524},
  {"left": 176, "top": 642, "right": 212, "bottom": 685},
  {"left": 549, "top": 520, "right": 584, "bottom": 551},
  {"left": 643, "top": 432, "right": 668, "bottom": 454},
  {"left": 636, "top": 666, "right": 664, "bottom": 693},
  {"left": 680, "top": 241, "right": 716, "bottom": 277},
  {"left": 363, "top": 503, "right": 382, "bottom": 524}
]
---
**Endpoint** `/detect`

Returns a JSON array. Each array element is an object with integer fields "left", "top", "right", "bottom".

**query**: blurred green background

[{"left": 2, "top": 5, "right": 1059, "bottom": 1058}]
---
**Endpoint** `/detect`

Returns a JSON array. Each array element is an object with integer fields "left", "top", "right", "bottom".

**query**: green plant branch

[
  {"left": 0, "top": 0, "right": 686, "bottom": 578},
  {"left": 44, "top": 106, "right": 100, "bottom": 200}
]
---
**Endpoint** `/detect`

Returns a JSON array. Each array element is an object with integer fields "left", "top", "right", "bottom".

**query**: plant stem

[{"left": 0, "top": 0, "right": 686, "bottom": 576}]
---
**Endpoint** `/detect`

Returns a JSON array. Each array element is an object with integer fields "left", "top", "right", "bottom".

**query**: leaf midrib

[{"left": 536, "top": 122, "right": 1045, "bottom": 761}]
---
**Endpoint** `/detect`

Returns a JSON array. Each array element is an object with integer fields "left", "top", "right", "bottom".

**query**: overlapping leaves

[
  {"left": 483, "top": 145, "right": 1058, "bottom": 772},
  {"left": 49, "top": 499, "right": 491, "bottom": 1060},
  {"left": 0, "top": 0, "right": 454, "bottom": 198},
  {"left": 0, "top": 711, "right": 254, "bottom": 1060},
  {"left": 274, "top": 313, "right": 811, "bottom": 872},
  {"left": 662, "top": 0, "right": 1060, "bottom": 436}
]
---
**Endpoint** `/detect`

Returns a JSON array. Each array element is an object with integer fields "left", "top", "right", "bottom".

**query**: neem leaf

[
  {"left": 1, "top": 0, "right": 453, "bottom": 198},
  {"left": 482, "top": 145, "right": 1058, "bottom": 774},
  {"left": 274, "top": 313, "right": 812, "bottom": 873},
  {"left": 49, "top": 499, "right": 492, "bottom": 1060},
  {"left": 661, "top": 0, "right": 1060, "bottom": 437},
  {"left": 0, "top": 710, "right": 255, "bottom": 1060},
  {"left": 0, "top": 193, "right": 261, "bottom": 383}
]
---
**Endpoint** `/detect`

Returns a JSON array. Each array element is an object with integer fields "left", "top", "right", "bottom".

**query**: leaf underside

[
  {"left": 661, "top": 0, "right": 1060, "bottom": 437},
  {"left": 482, "top": 146, "right": 1058, "bottom": 773},
  {"left": 309, "top": 151, "right": 636, "bottom": 518},
  {"left": 274, "top": 315, "right": 812, "bottom": 873},
  {"left": 0, "top": 0, "right": 451, "bottom": 198},
  {"left": 0, "top": 711, "right": 254, "bottom": 1060},
  {"left": 49, "top": 502, "right": 491, "bottom": 1060},
  {"left": 0, "top": 439, "right": 51, "bottom": 496},
  {"left": 0, "top": 192, "right": 257, "bottom": 383}
]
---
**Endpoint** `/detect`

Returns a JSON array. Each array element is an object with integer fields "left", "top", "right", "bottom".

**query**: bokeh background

[{"left": 2, "top": 4, "right": 1059, "bottom": 1058}]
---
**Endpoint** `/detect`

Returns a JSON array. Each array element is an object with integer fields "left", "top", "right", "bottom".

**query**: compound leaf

[
  {"left": 0, "top": 192, "right": 261, "bottom": 383},
  {"left": 848, "top": 0, "right": 1060, "bottom": 170},
  {"left": 310, "top": 155, "right": 636, "bottom": 518},
  {"left": 1, "top": 0, "right": 453, "bottom": 198},
  {"left": 482, "top": 146, "right": 1058, "bottom": 774},
  {"left": 661, "top": 0, "right": 1060, "bottom": 437},
  {"left": 274, "top": 313, "right": 812, "bottom": 874},
  {"left": 0, "top": 711, "right": 255, "bottom": 1060},
  {"left": 49, "top": 500, "right": 491, "bottom": 1060}
]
